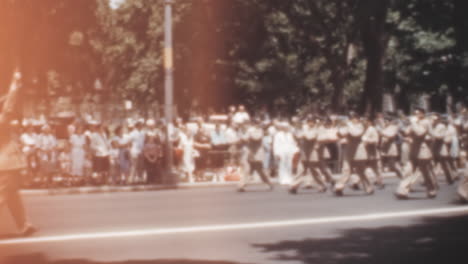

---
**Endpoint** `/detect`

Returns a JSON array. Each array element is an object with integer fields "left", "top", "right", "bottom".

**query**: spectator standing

[
  {"left": 210, "top": 123, "right": 228, "bottom": 169},
  {"left": 178, "top": 125, "right": 196, "bottom": 183},
  {"left": 37, "top": 125, "right": 57, "bottom": 186},
  {"left": 113, "top": 126, "right": 130, "bottom": 185},
  {"left": 88, "top": 122, "right": 111, "bottom": 185},
  {"left": 194, "top": 123, "right": 212, "bottom": 181},
  {"left": 57, "top": 144, "right": 71, "bottom": 183},
  {"left": 143, "top": 119, "right": 163, "bottom": 184},
  {"left": 232, "top": 105, "right": 250, "bottom": 125},
  {"left": 128, "top": 120, "right": 146, "bottom": 184},
  {"left": 20, "top": 123, "right": 39, "bottom": 186},
  {"left": 70, "top": 125, "right": 87, "bottom": 184}
]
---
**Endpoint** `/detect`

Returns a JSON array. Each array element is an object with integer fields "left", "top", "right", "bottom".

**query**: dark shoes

[{"left": 333, "top": 187, "right": 344, "bottom": 196}]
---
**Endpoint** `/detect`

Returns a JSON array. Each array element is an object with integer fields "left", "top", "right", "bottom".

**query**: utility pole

[{"left": 164, "top": 0, "right": 176, "bottom": 185}]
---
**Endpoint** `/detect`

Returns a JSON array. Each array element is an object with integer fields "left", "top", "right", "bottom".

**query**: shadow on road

[
  {"left": 1, "top": 254, "right": 248, "bottom": 264},
  {"left": 253, "top": 214, "right": 468, "bottom": 264}
]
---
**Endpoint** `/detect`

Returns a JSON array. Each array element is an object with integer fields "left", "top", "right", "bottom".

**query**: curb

[
  {"left": 20, "top": 182, "right": 240, "bottom": 197},
  {"left": 20, "top": 172, "right": 401, "bottom": 197}
]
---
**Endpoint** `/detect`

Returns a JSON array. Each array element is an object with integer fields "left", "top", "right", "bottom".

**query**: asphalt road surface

[{"left": 1, "top": 178, "right": 468, "bottom": 264}]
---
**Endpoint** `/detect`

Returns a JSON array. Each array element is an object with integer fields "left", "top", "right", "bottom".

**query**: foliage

[{"left": 1, "top": 0, "right": 467, "bottom": 117}]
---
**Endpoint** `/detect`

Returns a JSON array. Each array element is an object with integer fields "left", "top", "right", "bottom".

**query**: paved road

[{"left": 1, "top": 178, "right": 468, "bottom": 264}]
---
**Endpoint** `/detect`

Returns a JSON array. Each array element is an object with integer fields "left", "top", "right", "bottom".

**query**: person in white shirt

[
  {"left": 273, "top": 121, "right": 298, "bottom": 185},
  {"left": 232, "top": 105, "right": 251, "bottom": 125},
  {"left": 69, "top": 125, "right": 87, "bottom": 183},
  {"left": 88, "top": 122, "right": 110, "bottom": 185},
  {"left": 263, "top": 124, "right": 276, "bottom": 176},
  {"left": 37, "top": 125, "right": 57, "bottom": 186},
  {"left": 110, "top": 125, "right": 131, "bottom": 185},
  {"left": 127, "top": 120, "right": 146, "bottom": 184},
  {"left": 20, "top": 123, "right": 39, "bottom": 184}
]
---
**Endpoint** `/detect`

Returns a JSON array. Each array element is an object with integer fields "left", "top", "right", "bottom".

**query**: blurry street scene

[{"left": 1, "top": 0, "right": 468, "bottom": 263}]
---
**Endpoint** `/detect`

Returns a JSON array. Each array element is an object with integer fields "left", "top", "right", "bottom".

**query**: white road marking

[{"left": 1, "top": 206, "right": 467, "bottom": 245}]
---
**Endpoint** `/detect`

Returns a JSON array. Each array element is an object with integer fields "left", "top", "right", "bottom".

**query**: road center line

[{"left": 1, "top": 206, "right": 467, "bottom": 245}]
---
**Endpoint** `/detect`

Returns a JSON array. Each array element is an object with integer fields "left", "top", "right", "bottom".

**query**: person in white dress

[
  {"left": 178, "top": 125, "right": 196, "bottom": 183},
  {"left": 273, "top": 121, "right": 299, "bottom": 185},
  {"left": 69, "top": 125, "right": 87, "bottom": 182}
]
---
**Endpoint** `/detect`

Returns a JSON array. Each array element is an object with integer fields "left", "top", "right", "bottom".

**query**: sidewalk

[{"left": 20, "top": 172, "right": 401, "bottom": 197}]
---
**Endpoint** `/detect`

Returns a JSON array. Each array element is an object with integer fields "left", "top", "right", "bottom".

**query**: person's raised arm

[{"left": 0, "top": 71, "right": 21, "bottom": 125}]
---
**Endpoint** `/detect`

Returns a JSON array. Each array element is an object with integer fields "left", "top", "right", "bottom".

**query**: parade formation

[{"left": 13, "top": 103, "right": 468, "bottom": 202}]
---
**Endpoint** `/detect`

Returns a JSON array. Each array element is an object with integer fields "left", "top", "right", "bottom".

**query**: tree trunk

[
  {"left": 358, "top": 0, "right": 390, "bottom": 116},
  {"left": 451, "top": 0, "right": 468, "bottom": 105},
  {"left": 331, "top": 71, "right": 345, "bottom": 113}
]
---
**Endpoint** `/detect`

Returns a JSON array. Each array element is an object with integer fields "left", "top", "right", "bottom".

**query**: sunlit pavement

[{"left": 1, "top": 178, "right": 468, "bottom": 264}]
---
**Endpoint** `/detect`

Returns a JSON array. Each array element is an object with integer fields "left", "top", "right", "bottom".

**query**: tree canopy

[{"left": 1, "top": 0, "right": 467, "bottom": 117}]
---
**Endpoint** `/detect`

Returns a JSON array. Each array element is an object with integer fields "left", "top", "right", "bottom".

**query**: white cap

[{"left": 146, "top": 119, "right": 156, "bottom": 126}]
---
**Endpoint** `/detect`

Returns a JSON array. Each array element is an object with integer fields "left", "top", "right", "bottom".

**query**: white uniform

[{"left": 273, "top": 129, "right": 298, "bottom": 185}]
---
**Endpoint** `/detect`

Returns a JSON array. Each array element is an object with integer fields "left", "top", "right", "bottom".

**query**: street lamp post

[{"left": 164, "top": 0, "right": 175, "bottom": 185}]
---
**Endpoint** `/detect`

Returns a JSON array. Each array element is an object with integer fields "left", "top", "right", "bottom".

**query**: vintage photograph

[{"left": 1, "top": 0, "right": 468, "bottom": 263}]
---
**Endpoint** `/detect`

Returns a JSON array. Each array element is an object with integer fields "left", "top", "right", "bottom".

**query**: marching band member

[
  {"left": 395, "top": 109, "right": 437, "bottom": 199},
  {"left": 362, "top": 117, "right": 383, "bottom": 189},
  {"left": 238, "top": 123, "right": 274, "bottom": 192},
  {"left": 379, "top": 117, "right": 403, "bottom": 179},
  {"left": 431, "top": 114, "right": 455, "bottom": 185},
  {"left": 289, "top": 117, "right": 327, "bottom": 194},
  {"left": 334, "top": 112, "right": 373, "bottom": 195},
  {"left": 318, "top": 117, "right": 338, "bottom": 186}
]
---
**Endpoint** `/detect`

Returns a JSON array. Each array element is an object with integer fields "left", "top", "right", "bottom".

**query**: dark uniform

[
  {"left": 395, "top": 116, "right": 437, "bottom": 199},
  {"left": 238, "top": 125, "right": 273, "bottom": 191},
  {"left": 290, "top": 122, "right": 327, "bottom": 193},
  {"left": 334, "top": 118, "right": 374, "bottom": 195}
]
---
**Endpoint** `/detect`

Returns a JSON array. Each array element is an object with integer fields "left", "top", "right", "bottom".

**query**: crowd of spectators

[{"left": 15, "top": 104, "right": 468, "bottom": 191}]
